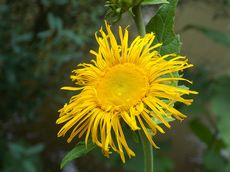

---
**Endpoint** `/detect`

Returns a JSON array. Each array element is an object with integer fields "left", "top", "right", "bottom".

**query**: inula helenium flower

[{"left": 57, "top": 21, "right": 197, "bottom": 162}]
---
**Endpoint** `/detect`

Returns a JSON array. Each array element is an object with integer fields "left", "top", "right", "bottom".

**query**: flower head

[{"left": 57, "top": 21, "right": 197, "bottom": 163}]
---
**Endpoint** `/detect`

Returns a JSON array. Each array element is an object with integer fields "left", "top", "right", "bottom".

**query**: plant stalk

[
  {"left": 132, "top": 5, "right": 146, "bottom": 36},
  {"left": 132, "top": 4, "right": 154, "bottom": 172},
  {"left": 138, "top": 130, "right": 154, "bottom": 172}
]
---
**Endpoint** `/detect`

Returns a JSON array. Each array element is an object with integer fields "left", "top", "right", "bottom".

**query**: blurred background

[{"left": 0, "top": 0, "right": 229, "bottom": 172}]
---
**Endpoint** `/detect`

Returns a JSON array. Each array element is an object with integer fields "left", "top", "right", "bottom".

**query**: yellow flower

[{"left": 56, "top": 21, "right": 198, "bottom": 163}]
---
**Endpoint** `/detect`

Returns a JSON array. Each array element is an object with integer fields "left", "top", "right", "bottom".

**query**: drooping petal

[{"left": 57, "top": 21, "right": 197, "bottom": 163}]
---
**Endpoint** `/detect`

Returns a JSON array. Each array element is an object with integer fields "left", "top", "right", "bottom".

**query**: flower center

[{"left": 96, "top": 63, "right": 148, "bottom": 110}]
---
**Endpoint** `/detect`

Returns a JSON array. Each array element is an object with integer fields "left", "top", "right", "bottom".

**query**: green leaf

[
  {"left": 146, "top": 0, "right": 182, "bottom": 55},
  {"left": 189, "top": 119, "right": 213, "bottom": 145},
  {"left": 141, "top": 0, "right": 169, "bottom": 5},
  {"left": 26, "top": 144, "right": 44, "bottom": 156},
  {"left": 22, "top": 160, "right": 37, "bottom": 172},
  {"left": 60, "top": 141, "right": 96, "bottom": 169},
  {"left": 8, "top": 143, "right": 25, "bottom": 155},
  {"left": 142, "top": 0, "right": 169, "bottom": 5},
  {"left": 210, "top": 78, "right": 230, "bottom": 154},
  {"left": 3, "top": 142, "right": 43, "bottom": 172},
  {"left": 184, "top": 25, "right": 230, "bottom": 47},
  {"left": 155, "top": 155, "right": 174, "bottom": 172},
  {"left": 203, "top": 150, "right": 230, "bottom": 172},
  {"left": 47, "top": 13, "right": 63, "bottom": 31}
]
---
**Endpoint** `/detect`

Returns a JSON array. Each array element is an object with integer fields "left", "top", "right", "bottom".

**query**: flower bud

[
  {"left": 106, "top": 0, "right": 143, "bottom": 23},
  {"left": 119, "top": 0, "right": 143, "bottom": 11}
]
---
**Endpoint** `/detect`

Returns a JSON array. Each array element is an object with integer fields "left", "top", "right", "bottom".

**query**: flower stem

[
  {"left": 132, "top": 6, "right": 154, "bottom": 172},
  {"left": 132, "top": 5, "right": 146, "bottom": 36},
  {"left": 139, "top": 130, "right": 154, "bottom": 172}
]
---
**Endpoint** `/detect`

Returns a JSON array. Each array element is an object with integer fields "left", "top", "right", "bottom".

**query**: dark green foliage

[
  {"left": 203, "top": 150, "right": 230, "bottom": 172},
  {"left": 0, "top": 0, "right": 104, "bottom": 171},
  {"left": 190, "top": 119, "right": 214, "bottom": 146},
  {"left": 0, "top": 0, "right": 230, "bottom": 172},
  {"left": 186, "top": 73, "right": 230, "bottom": 172},
  {"left": 146, "top": 0, "right": 182, "bottom": 55},
  {"left": 0, "top": 0, "right": 104, "bottom": 121},
  {"left": 210, "top": 77, "right": 230, "bottom": 154},
  {"left": 2, "top": 142, "right": 44, "bottom": 172},
  {"left": 61, "top": 140, "right": 96, "bottom": 169},
  {"left": 142, "top": 0, "right": 169, "bottom": 5}
]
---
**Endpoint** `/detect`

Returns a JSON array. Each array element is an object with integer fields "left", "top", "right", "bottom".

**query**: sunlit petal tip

[
  {"left": 160, "top": 130, "right": 165, "bottom": 134},
  {"left": 67, "top": 138, "right": 72, "bottom": 143},
  {"left": 56, "top": 119, "right": 62, "bottom": 124},
  {"left": 57, "top": 131, "right": 63, "bottom": 137},
  {"left": 155, "top": 145, "right": 160, "bottom": 149},
  {"left": 158, "top": 42, "right": 163, "bottom": 46},
  {"left": 188, "top": 80, "right": 193, "bottom": 84},
  {"left": 133, "top": 126, "right": 141, "bottom": 131},
  {"left": 147, "top": 32, "right": 154, "bottom": 38},
  {"left": 61, "top": 86, "right": 82, "bottom": 91},
  {"left": 190, "top": 90, "right": 199, "bottom": 94},
  {"left": 104, "top": 20, "right": 109, "bottom": 26},
  {"left": 90, "top": 50, "right": 97, "bottom": 56}
]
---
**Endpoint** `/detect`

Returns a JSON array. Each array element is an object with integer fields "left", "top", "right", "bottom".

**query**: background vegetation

[{"left": 0, "top": 0, "right": 229, "bottom": 172}]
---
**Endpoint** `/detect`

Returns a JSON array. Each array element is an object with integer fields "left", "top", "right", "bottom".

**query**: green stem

[
  {"left": 132, "top": 5, "right": 146, "bottom": 36},
  {"left": 139, "top": 130, "right": 154, "bottom": 172},
  {"left": 132, "top": 4, "right": 154, "bottom": 172}
]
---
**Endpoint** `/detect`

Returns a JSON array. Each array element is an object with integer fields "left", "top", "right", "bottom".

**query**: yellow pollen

[{"left": 96, "top": 63, "right": 148, "bottom": 110}]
